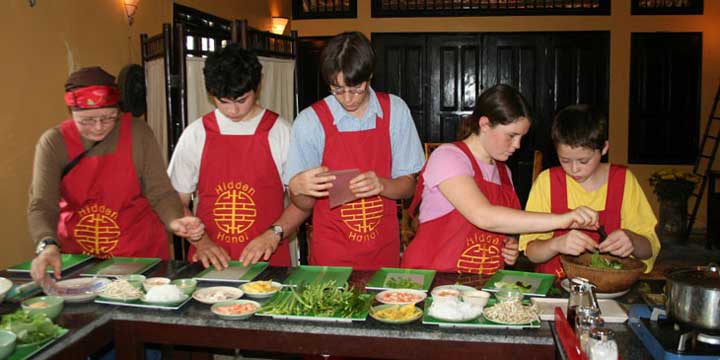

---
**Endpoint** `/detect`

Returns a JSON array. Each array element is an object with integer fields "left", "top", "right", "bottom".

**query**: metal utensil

[{"left": 597, "top": 225, "right": 608, "bottom": 243}]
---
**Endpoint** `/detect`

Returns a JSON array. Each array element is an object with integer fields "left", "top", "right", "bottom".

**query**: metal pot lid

[{"left": 667, "top": 263, "right": 720, "bottom": 289}]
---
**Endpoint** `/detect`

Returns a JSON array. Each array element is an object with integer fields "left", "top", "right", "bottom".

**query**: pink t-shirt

[{"left": 418, "top": 143, "right": 514, "bottom": 223}]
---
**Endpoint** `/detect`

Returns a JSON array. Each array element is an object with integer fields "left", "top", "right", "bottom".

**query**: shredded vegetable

[
  {"left": 98, "top": 280, "right": 143, "bottom": 300},
  {"left": 483, "top": 301, "right": 539, "bottom": 324}
]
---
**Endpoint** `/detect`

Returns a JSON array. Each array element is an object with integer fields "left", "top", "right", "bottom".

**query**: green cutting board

[
  {"left": 81, "top": 257, "right": 160, "bottom": 277},
  {"left": 256, "top": 291, "right": 371, "bottom": 322},
  {"left": 365, "top": 267, "right": 436, "bottom": 291},
  {"left": 194, "top": 261, "right": 268, "bottom": 283},
  {"left": 481, "top": 269, "right": 555, "bottom": 297},
  {"left": 8, "top": 254, "right": 92, "bottom": 273},
  {"left": 283, "top": 266, "right": 353, "bottom": 287},
  {"left": 422, "top": 298, "right": 540, "bottom": 329}
]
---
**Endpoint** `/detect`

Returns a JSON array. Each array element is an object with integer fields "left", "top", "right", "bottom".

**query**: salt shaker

[
  {"left": 574, "top": 306, "right": 604, "bottom": 354},
  {"left": 587, "top": 327, "right": 618, "bottom": 360}
]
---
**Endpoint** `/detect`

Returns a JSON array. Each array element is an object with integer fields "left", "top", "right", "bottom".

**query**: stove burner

[{"left": 697, "top": 333, "right": 720, "bottom": 346}]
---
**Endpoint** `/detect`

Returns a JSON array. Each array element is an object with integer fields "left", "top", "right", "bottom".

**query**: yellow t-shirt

[{"left": 518, "top": 167, "right": 661, "bottom": 272}]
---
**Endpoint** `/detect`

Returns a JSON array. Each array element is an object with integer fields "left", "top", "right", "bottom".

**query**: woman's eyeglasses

[
  {"left": 75, "top": 114, "right": 118, "bottom": 126},
  {"left": 329, "top": 84, "right": 367, "bottom": 96}
]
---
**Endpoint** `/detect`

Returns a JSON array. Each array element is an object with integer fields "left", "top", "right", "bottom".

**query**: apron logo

[
  {"left": 213, "top": 181, "right": 256, "bottom": 243},
  {"left": 74, "top": 203, "right": 120, "bottom": 256},
  {"left": 457, "top": 239, "right": 502, "bottom": 275},
  {"left": 341, "top": 196, "right": 383, "bottom": 243}
]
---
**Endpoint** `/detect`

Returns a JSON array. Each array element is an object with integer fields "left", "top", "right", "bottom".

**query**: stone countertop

[{"left": 1, "top": 262, "right": 664, "bottom": 358}]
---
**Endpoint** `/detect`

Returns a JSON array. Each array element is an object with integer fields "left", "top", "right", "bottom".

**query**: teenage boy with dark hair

[
  {"left": 168, "top": 43, "right": 309, "bottom": 270},
  {"left": 520, "top": 104, "right": 660, "bottom": 278},
  {"left": 284, "top": 31, "right": 425, "bottom": 270}
]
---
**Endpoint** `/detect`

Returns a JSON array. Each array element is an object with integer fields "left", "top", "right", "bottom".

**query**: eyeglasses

[
  {"left": 329, "top": 83, "right": 367, "bottom": 96},
  {"left": 75, "top": 114, "right": 118, "bottom": 126}
]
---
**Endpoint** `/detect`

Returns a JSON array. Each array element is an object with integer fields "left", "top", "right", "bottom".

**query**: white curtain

[
  {"left": 183, "top": 56, "right": 296, "bottom": 122},
  {"left": 186, "top": 57, "right": 216, "bottom": 124},
  {"left": 257, "top": 56, "right": 296, "bottom": 122},
  {"left": 144, "top": 59, "right": 168, "bottom": 165}
]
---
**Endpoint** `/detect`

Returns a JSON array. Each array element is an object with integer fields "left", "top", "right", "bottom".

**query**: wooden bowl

[{"left": 560, "top": 253, "right": 646, "bottom": 293}]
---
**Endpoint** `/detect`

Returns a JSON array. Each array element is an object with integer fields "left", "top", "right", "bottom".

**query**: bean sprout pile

[
  {"left": 98, "top": 280, "right": 143, "bottom": 300},
  {"left": 483, "top": 300, "right": 539, "bottom": 324}
]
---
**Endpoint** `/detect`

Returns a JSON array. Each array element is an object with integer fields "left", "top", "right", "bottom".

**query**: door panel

[
  {"left": 544, "top": 32, "right": 610, "bottom": 167},
  {"left": 297, "top": 37, "right": 331, "bottom": 112},
  {"left": 629, "top": 33, "right": 701, "bottom": 164},
  {"left": 428, "top": 35, "right": 482, "bottom": 142},
  {"left": 371, "top": 32, "right": 609, "bottom": 205},
  {"left": 373, "top": 34, "right": 427, "bottom": 140}
]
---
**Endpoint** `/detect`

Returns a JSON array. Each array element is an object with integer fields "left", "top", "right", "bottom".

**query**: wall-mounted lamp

[
  {"left": 271, "top": 16, "right": 289, "bottom": 35},
  {"left": 124, "top": 0, "right": 140, "bottom": 26}
]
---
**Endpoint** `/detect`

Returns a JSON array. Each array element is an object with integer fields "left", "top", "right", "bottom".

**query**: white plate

[
  {"left": 192, "top": 286, "right": 244, "bottom": 304},
  {"left": 530, "top": 297, "right": 628, "bottom": 323},
  {"left": 430, "top": 284, "right": 476, "bottom": 299},
  {"left": 51, "top": 278, "right": 111, "bottom": 303},
  {"left": 240, "top": 281, "right": 283, "bottom": 299},
  {"left": 375, "top": 289, "right": 427, "bottom": 305},
  {"left": 560, "top": 278, "right": 630, "bottom": 299}
]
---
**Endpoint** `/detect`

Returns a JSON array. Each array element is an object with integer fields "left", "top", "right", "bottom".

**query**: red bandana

[{"left": 64, "top": 85, "right": 120, "bottom": 109}]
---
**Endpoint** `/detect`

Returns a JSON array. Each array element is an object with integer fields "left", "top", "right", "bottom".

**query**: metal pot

[{"left": 665, "top": 263, "right": 720, "bottom": 332}]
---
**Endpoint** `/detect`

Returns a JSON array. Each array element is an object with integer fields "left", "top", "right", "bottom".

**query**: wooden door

[
  {"left": 373, "top": 34, "right": 427, "bottom": 140},
  {"left": 426, "top": 34, "right": 482, "bottom": 143},
  {"left": 543, "top": 31, "right": 610, "bottom": 167},
  {"left": 482, "top": 33, "right": 545, "bottom": 204},
  {"left": 629, "top": 33, "right": 701, "bottom": 164},
  {"left": 297, "top": 37, "right": 331, "bottom": 112}
]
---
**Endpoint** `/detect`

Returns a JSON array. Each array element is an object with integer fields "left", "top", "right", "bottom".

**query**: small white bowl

[
  {"left": 461, "top": 290, "right": 490, "bottom": 308},
  {"left": 211, "top": 299, "right": 261, "bottom": 320},
  {"left": 240, "top": 281, "right": 282, "bottom": 300},
  {"left": 375, "top": 289, "right": 427, "bottom": 305},
  {"left": 192, "top": 286, "right": 244, "bottom": 305},
  {"left": 143, "top": 277, "right": 171, "bottom": 292}
]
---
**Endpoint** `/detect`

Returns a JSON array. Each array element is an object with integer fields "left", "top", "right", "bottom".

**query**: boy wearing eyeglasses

[
  {"left": 28, "top": 67, "right": 204, "bottom": 282},
  {"left": 284, "top": 32, "right": 425, "bottom": 270},
  {"left": 168, "top": 44, "right": 310, "bottom": 270}
]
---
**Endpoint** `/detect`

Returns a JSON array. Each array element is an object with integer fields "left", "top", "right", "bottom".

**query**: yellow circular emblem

[
  {"left": 340, "top": 196, "right": 384, "bottom": 233},
  {"left": 213, "top": 188, "right": 256, "bottom": 235},
  {"left": 74, "top": 213, "right": 121, "bottom": 256},
  {"left": 457, "top": 243, "right": 502, "bottom": 275}
]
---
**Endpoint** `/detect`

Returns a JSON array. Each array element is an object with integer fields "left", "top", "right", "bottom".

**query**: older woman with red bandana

[{"left": 28, "top": 67, "right": 204, "bottom": 282}]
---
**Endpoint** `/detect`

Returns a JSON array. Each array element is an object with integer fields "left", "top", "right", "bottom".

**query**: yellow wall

[
  {"left": 292, "top": 0, "right": 720, "bottom": 231},
  {"left": 0, "top": 0, "right": 289, "bottom": 269}
]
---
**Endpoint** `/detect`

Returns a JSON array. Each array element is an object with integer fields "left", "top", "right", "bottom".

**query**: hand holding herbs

[
  {"left": 1, "top": 310, "right": 62, "bottom": 345},
  {"left": 259, "top": 281, "right": 371, "bottom": 318}
]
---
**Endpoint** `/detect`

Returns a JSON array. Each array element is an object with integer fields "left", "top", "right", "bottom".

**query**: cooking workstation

[{"left": 0, "top": 256, "right": 718, "bottom": 359}]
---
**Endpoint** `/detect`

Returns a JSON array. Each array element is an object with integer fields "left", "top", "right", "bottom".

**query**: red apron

[
  {"left": 57, "top": 113, "right": 169, "bottom": 259},
  {"left": 402, "top": 141, "right": 520, "bottom": 275},
  {"left": 191, "top": 110, "right": 290, "bottom": 265},
  {"left": 309, "top": 93, "right": 399, "bottom": 270},
  {"left": 534, "top": 165, "right": 626, "bottom": 278}
]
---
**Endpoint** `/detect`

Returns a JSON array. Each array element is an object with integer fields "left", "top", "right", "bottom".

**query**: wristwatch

[
  {"left": 35, "top": 238, "right": 61, "bottom": 255},
  {"left": 269, "top": 225, "right": 284, "bottom": 242}
]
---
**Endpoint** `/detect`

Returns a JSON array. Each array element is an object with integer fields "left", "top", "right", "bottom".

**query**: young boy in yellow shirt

[{"left": 520, "top": 105, "right": 660, "bottom": 278}]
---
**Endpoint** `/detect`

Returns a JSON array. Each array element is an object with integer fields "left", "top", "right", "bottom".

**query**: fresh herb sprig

[
  {"left": 0, "top": 310, "right": 62, "bottom": 345},
  {"left": 384, "top": 276, "right": 422, "bottom": 289},
  {"left": 260, "top": 281, "right": 371, "bottom": 318},
  {"left": 590, "top": 251, "right": 624, "bottom": 270}
]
